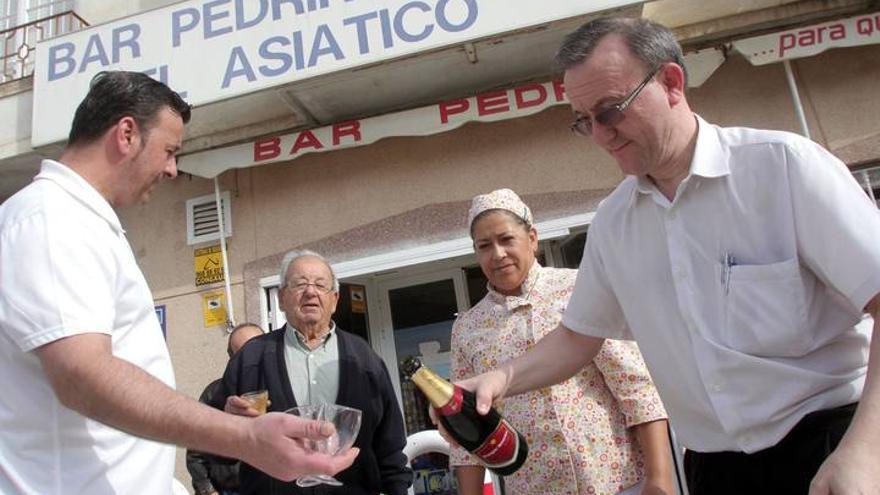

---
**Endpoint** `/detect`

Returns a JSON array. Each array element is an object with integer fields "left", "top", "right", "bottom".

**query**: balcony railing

[{"left": 1, "top": 10, "right": 88, "bottom": 85}]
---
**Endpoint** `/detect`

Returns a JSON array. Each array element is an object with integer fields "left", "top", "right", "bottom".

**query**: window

[
  {"left": 1, "top": 0, "right": 78, "bottom": 83},
  {"left": 853, "top": 164, "right": 880, "bottom": 208},
  {"left": 557, "top": 229, "right": 587, "bottom": 269},
  {"left": 1, "top": 0, "right": 72, "bottom": 27},
  {"left": 25, "top": 0, "right": 72, "bottom": 20},
  {"left": 543, "top": 228, "right": 588, "bottom": 270},
  {"left": 0, "top": 1, "right": 16, "bottom": 30},
  {"left": 464, "top": 265, "right": 488, "bottom": 307},
  {"left": 186, "top": 191, "right": 232, "bottom": 245}
]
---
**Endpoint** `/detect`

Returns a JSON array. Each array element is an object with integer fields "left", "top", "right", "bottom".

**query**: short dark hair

[
  {"left": 556, "top": 17, "right": 688, "bottom": 87},
  {"left": 67, "top": 71, "right": 191, "bottom": 146}
]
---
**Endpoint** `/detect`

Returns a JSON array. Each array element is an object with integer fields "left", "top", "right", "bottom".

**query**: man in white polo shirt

[
  {"left": 452, "top": 17, "right": 880, "bottom": 495},
  {"left": 0, "top": 71, "right": 357, "bottom": 495}
]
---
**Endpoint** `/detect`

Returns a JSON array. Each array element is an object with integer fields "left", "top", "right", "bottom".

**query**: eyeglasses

[
  {"left": 286, "top": 280, "right": 335, "bottom": 294},
  {"left": 569, "top": 67, "right": 659, "bottom": 137}
]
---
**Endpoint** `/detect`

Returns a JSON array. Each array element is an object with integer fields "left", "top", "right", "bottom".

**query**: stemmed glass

[{"left": 286, "top": 403, "right": 362, "bottom": 487}]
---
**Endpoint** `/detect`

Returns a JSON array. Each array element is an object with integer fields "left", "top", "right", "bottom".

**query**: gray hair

[
  {"left": 556, "top": 16, "right": 688, "bottom": 87},
  {"left": 279, "top": 249, "right": 340, "bottom": 292}
]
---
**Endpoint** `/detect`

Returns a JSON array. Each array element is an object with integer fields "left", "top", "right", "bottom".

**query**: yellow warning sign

[
  {"left": 201, "top": 290, "right": 227, "bottom": 328},
  {"left": 195, "top": 245, "right": 224, "bottom": 286},
  {"left": 349, "top": 285, "right": 366, "bottom": 314}
]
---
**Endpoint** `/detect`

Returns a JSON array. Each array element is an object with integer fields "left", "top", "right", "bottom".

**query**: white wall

[{"left": 0, "top": 90, "right": 32, "bottom": 160}]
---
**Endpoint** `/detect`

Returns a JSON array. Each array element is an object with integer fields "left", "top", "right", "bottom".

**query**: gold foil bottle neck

[{"left": 408, "top": 361, "right": 455, "bottom": 408}]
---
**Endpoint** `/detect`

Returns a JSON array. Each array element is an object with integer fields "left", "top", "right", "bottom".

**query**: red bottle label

[
  {"left": 473, "top": 419, "right": 519, "bottom": 468},
  {"left": 437, "top": 386, "right": 463, "bottom": 415}
]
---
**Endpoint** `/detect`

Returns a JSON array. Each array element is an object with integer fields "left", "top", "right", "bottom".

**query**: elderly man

[
  {"left": 187, "top": 323, "right": 265, "bottom": 495},
  {"left": 214, "top": 249, "right": 412, "bottom": 495},
  {"left": 455, "top": 17, "right": 880, "bottom": 495},
  {"left": 0, "top": 72, "right": 355, "bottom": 495}
]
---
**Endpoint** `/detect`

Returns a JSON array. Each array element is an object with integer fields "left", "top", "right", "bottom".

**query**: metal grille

[
  {"left": 192, "top": 201, "right": 221, "bottom": 237},
  {"left": 186, "top": 192, "right": 232, "bottom": 245}
]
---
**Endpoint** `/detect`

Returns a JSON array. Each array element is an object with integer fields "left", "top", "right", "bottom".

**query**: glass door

[
  {"left": 376, "top": 269, "right": 469, "bottom": 429},
  {"left": 375, "top": 269, "right": 470, "bottom": 495}
]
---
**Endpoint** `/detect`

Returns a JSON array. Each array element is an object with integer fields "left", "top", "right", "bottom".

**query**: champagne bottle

[{"left": 400, "top": 356, "right": 528, "bottom": 476}]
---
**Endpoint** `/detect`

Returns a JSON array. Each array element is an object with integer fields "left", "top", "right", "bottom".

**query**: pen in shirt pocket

[{"left": 723, "top": 252, "right": 736, "bottom": 294}]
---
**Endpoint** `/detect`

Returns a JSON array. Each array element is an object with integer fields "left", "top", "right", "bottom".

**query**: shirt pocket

[{"left": 722, "top": 257, "right": 809, "bottom": 357}]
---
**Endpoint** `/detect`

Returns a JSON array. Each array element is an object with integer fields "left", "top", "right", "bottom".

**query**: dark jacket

[
  {"left": 186, "top": 379, "right": 241, "bottom": 495},
  {"left": 209, "top": 326, "right": 412, "bottom": 495}
]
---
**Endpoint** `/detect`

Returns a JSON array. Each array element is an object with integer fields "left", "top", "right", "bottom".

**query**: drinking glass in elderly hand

[
  {"left": 241, "top": 389, "right": 269, "bottom": 415},
  {"left": 286, "top": 403, "right": 362, "bottom": 487}
]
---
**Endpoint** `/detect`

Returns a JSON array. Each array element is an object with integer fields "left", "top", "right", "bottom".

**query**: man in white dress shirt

[
  {"left": 453, "top": 17, "right": 880, "bottom": 495},
  {"left": 0, "top": 71, "right": 356, "bottom": 495}
]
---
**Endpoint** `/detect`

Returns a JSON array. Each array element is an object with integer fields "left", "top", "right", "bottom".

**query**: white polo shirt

[
  {"left": 563, "top": 116, "right": 880, "bottom": 453},
  {"left": 0, "top": 160, "right": 176, "bottom": 494}
]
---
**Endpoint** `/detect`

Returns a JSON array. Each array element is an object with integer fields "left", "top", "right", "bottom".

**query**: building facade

[{"left": 1, "top": 0, "right": 879, "bottom": 492}]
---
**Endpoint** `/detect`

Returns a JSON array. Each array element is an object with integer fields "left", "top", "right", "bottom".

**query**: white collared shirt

[
  {"left": 0, "top": 160, "right": 175, "bottom": 494},
  {"left": 563, "top": 116, "right": 880, "bottom": 453}
]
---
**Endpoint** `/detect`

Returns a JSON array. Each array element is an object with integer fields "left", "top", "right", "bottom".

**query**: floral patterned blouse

[{"left": 449, "top": 263, "right": 667, "bottom": 495}]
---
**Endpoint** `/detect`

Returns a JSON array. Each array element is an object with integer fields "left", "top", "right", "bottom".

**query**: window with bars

[{"left": 186, "top": 191, "right": 232, "bottom": 245}]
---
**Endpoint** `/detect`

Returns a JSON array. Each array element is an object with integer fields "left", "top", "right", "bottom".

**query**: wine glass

[{"left": 286, "top": 403, "right": 362, "bottom": 487}]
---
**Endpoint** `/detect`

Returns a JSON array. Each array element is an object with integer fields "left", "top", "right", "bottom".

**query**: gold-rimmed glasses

[{"left": 569, "top": 66, "right": 660, "bottom": 137}]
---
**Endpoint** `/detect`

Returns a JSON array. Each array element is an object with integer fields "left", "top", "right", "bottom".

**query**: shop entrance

[
  {"left": 373, "top": 268, "right": 470, "bottom": 433},
  {"left": 371, "top": 267, "right": 479, "bottom": 494}
]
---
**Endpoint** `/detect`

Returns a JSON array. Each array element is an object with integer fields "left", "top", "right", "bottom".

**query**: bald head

[{"left": 228, "top": 323, "right": 263, "bottom": 357}]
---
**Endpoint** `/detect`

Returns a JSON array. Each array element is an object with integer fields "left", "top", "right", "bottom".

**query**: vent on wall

[{"left": 186, "top": 191, "right": 232, "bottom": 245}]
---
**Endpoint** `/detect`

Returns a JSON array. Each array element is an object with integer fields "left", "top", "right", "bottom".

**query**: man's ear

[
  {"left": 658, "top": 62, "right": 687, "bottom": 107},
  {"left": 114, "top": 116, "right": 139, "bottom": 155}
]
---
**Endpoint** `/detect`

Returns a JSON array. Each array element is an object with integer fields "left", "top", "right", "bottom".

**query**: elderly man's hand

[
  {"left": 238, "top": 412, "right": 359, "bottom": 481},
  {"left": 225, "top": 395, "right": 263, "bottom": 417}
]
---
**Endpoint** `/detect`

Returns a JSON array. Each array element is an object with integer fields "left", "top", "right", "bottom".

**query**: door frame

[{"left": 370, "top": 267, "right": 471, "bottom": 421}]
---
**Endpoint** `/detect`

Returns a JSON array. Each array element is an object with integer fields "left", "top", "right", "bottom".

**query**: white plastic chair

[
  {"left": 404, "top": 429, "right": 501, "bottom": 495},
  {"left": 404, "top": 427, "right": 687, "bottom": 495}
]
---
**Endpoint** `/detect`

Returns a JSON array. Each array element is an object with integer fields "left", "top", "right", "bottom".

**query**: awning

[
  {"left": 731, "top": 10, "right": 880, "bottom": 138},
  {"left": 179, "top": 79, "right": 569, "bottom": 178},
  {"left": 178, "top": 46, "right": 721, "bottom": 179},
  {"left": 732, "top": 10, "right": 880, "bottom": 65}
]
